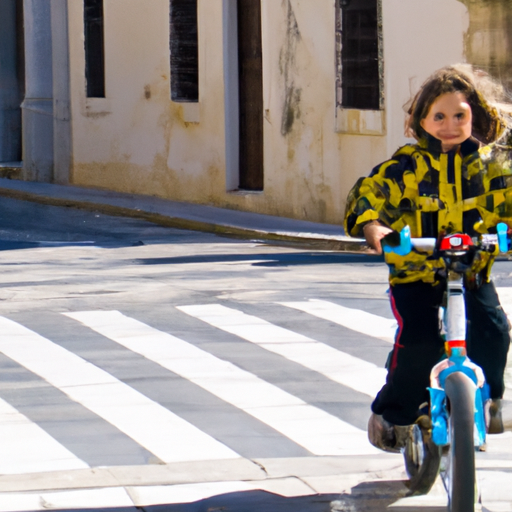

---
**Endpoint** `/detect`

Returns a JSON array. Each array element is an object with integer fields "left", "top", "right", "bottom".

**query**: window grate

[
  {"left": 170, "top": 0, "right": 199, "bottom": 102},
  {"left": 84, "top": 0, "right": 105, "bottom": 98},
  {"left": 336, "top": 0, "right": 383, "bottom": 111}
]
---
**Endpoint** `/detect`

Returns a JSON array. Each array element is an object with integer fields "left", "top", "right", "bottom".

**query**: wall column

[
  {"left": 22, "top": 0, "right": 54, "bottom": 182},
  {"left": 222, "top": 0, "right": 239, "bottom": 191},
  {"left": 0, "top": 0, "right": 22, "bottom": 163},
  {"left": 51, "top": 0, "right": 72, "bottom": 184}
]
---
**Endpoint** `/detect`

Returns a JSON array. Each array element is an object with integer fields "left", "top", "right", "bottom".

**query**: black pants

[{"left": 372, "top": 280, "right": 511, "bottom": 425}]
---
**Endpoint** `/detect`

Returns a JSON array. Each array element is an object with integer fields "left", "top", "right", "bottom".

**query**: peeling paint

[
  {"left": 282, "top": 86, "right": 301, "bottom": 138},
  {"left": 280, "top": 0, "right": 302, "bottom": 136}
]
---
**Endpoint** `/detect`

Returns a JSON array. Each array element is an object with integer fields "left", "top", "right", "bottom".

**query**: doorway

[
  {"left": 0, "top": 0, "right": 24, "bottom": 164},
  {"left": 237, "top": 0, "right": 263, "bottom": 191}
]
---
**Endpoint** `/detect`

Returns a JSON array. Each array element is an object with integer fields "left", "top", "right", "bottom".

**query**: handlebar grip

[
  {"left": 382, "top": 225, "right": 412, "bottom": 256},
  {"left": 497, "top": 222, "right": 509, "bottom": 253},
  {"left": 383, "top": 224, "right": 510, "bottom": 256}
]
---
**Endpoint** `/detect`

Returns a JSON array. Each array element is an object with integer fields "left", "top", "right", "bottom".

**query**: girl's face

[{"left": 420, "top": 91, "right": 472, "bottom": 152}]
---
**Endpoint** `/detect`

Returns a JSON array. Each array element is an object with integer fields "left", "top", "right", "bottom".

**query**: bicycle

[{"left": 382, "top": 222, "right": 509, "bottom": 512}]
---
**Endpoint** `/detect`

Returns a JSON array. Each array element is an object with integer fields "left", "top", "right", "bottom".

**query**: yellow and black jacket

[{"left": 344, "top": 134, "right": 512, "bottom": 285}]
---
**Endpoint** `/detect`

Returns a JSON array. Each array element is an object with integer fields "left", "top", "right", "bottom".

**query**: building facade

[{"left": 0, "top": 0, "right": 489, "bottom": 225}]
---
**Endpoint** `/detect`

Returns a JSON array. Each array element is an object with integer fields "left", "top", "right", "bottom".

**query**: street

[{"left": 0, "top": 197, "right": 511, "bottom": 511}]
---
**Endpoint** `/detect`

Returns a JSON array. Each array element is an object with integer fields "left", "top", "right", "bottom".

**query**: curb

[{"left": 0, "top": 184, "right": 370, "bottom": 252}]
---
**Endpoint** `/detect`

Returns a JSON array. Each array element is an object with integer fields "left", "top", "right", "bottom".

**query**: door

[{"left": 237, "top": 0, "right": 263, "bottom": 191}]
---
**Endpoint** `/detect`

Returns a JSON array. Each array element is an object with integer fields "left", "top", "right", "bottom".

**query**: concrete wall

[
  {"left": 382, "top": 0, "right": 468, "bottom": 156},
  {"left": 66, "top": 0, "right": 469, "bottom": 224}
]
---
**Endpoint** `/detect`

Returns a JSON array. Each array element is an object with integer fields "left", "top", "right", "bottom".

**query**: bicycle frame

[{"left": 429, "top": 269, "right": 488, "bottom": 449}]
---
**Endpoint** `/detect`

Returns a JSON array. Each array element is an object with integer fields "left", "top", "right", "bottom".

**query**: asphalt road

[{"left": 0, "top": 197, "right": 511, "bottom": 512}]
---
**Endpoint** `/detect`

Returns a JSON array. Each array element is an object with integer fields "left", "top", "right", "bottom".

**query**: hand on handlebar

[
  {"left": 380, "top": 222, "right": 511, "bottom": 257},
  {"left": 363, "top": 222, "right": 393, "bottom": 255}
]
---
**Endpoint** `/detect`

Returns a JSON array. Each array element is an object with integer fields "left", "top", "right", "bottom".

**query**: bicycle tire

[
  {"left": 443, "top": 372, "right": 478, "bottom": 512},
  {"left": 403, "top": 420, "right": 442, "bottom": 496}
]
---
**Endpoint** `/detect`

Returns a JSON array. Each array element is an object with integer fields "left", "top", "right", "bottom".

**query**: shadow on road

[
  {"left": 15, "top": 482, "right": 453, "bottom": 512},
  {"left": 148, "top": 490, "right": 341, "bottom": 511},
  {"left": 136, "top": 252, "right": 385, "bottom": 267},
  {"left": 332, "top": 479, "right": 448, "bottom": 511},
  {"left": 0, "top": 240, "right": 100, "bottom": 251}
]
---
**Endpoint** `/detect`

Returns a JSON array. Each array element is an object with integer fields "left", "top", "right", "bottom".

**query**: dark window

[
  {"left": 337, "top": 0, "right": 382, "bottom": 110},
  {"left": 170, "top": 0, "right": 199, "bottom": 102},
  {"left": 84, "top": 0, "right": 105, "bottom": 98}
]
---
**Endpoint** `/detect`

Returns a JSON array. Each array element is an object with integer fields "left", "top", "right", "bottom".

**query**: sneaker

[
  {"left": 487, "top": 399, "right": 504, "bottom": 434},
  {"left": 415, "top": 414, "right": 432, "bottom": 431},
  {"left": 368, "top": 413, "right": 411, "bottom": 453}
]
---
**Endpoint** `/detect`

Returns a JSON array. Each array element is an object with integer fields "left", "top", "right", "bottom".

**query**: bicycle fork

[{"left": 429, "top": 271, "right": 487, "bottom": 448}]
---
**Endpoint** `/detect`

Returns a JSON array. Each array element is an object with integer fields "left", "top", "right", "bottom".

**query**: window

[
  {"left": 336, "top": 0, "right": 383, "bottom": 111},
  {"left": 84, "top": 0, "right": 105, "bottom": 98},
  {"left": 170, "top": 0, "right": 199, "bottom": 102}
]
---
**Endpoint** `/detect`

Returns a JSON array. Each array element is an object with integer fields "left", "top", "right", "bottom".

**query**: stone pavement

[
  {"left": 3, "top": 446, "right": 512, "bottom": 511},
  {"left": 0, "top": 178, "right": 366, "bottom": 252}
]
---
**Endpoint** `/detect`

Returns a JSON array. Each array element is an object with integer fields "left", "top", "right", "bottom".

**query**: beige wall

[
  {"left": 462, "top": 0, "right": 512, "bottom": 92},
  {"left": 382, "top": 0, "right": 468, "bottom": 155},
  {"left": 67, "top": 0, "right": 470, "bottom": 225}
]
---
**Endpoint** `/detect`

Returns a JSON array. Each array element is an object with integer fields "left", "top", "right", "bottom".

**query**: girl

[{"left": 344, "top": 65, "right": 512, "bottom": 452}]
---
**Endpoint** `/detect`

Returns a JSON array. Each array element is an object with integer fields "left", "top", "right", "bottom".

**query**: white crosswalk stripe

[
  {"left": 177, "top": 303, "right": 387, "bottom": 398},
  {"left": 65, "top": 310, "right": 379, "bottom": 456},
  {"left": 0, "top": 316, "right": 238, "bottom": 464},
  {"left": 0, "top": 397, "right": 88, "bottom": 474},
  {"left": 281, "top": 299, "right": 397, "bottom": 343}
]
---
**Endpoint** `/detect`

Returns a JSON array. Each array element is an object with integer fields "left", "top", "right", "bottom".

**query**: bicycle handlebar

[{"left": 382, "top": 222, "right": 510, "bottom": 256}]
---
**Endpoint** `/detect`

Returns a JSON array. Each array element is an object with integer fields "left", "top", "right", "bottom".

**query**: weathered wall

[
  {"left": 382, "top": 0, "right": 468, "bottom": 156},
  {"left": 461, "top": 0, "right": 512, "bottom": 92},
  {"left": 67, "top": 0, "right": 470, "bottom": 225},
  {"left": 262, "top": 0, "right": 363, "bottom": 222}
]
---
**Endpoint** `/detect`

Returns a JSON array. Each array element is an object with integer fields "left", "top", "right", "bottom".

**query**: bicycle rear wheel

[
  {"left": 443, "top": 372, "right": 479, "bottom": 512},
  {"left": 403, "top": 417, "right": 442, "bottom": 496}
]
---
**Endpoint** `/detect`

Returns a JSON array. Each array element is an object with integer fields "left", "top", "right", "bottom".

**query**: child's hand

[{"left": 363, "top": 222, "right": 393, "bottom": 254}]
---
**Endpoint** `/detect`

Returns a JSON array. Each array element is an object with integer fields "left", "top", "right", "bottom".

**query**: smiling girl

[{"left": 344, "top": 66, "right": 512, "bottom": 452}]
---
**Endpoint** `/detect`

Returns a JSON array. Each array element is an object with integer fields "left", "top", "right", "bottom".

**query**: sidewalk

[{"left": 0, "top": 178, "right": 367, "bottom": 251}]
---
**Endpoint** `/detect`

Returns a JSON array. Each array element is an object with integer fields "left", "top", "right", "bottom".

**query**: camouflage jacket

[{"left": 344, "top": 135, "right": 512, "bottom": 285}]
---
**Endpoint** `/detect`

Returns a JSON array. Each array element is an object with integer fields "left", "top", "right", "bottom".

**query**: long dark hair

[{"left": 407, "top": 66, "right": 507, "bottom": 144}]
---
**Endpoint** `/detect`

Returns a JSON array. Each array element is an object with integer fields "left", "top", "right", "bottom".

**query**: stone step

[{"left": 0, "top": 161, "right": 22, "bottom": 179}]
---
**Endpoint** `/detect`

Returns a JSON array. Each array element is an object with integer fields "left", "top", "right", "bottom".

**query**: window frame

[{"left": 335, "top": 0, "right": 385, "bottom": 135}]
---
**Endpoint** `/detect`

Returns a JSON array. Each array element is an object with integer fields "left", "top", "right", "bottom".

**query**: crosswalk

[
  {"left": 0, "top": 293, "right": 510, "bottom": 508},
  {"left": 66, "top": 310, "right": 378, "bottom": 457},
  {"left": 0, "top": 299, "right": 390, "bottom": 475}
]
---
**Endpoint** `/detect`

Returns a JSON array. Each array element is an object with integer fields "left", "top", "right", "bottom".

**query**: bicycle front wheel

[{"left": 443, "top": 372, "right": 479, "bottom": 512}]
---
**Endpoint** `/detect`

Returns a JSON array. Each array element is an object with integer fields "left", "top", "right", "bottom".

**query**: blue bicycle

[{"left": 383, "top": 223, "right": 509, "bottom": 512}]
